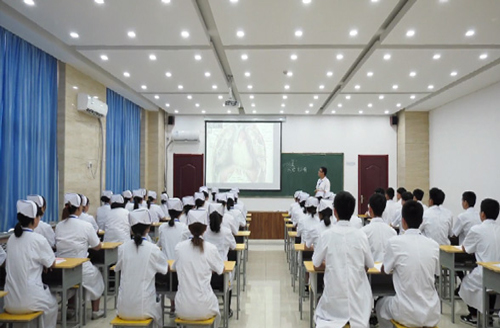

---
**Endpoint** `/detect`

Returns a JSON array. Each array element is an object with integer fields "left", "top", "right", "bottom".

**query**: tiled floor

[{"left": 82, "top": 240, "right": 478, "bottom": 328}]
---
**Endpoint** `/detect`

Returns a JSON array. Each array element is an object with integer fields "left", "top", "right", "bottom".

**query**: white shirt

[
  {"left": 173, "top": 239, "right": 224, "bottom": 320},
  {"left": 179, "top": 213, "right": 188, "bottom": 225},
  {"left": 103, "top": 208, "right": 131, "bottom": 244},
  {"left": 382, "top": 199, "right": 399, "bottom": 226},
  {"left": 204, "top": 226, "right": 237, "bottom": 261},
  {"left": 418, "top": 200, "right": 428, "bottom": 212},
  {"left": 96, "top": 204, "right": 111, "bottom": 230},
  {"left": 316, "top": 176, "right": 331, "bottom": 193},
  {"left": 361, "top": 217, "right": 397, "bottom": 262},
  {"left": 306, "top": 220, "right": 333, "bottom": 248},
  {"left": 381, "top": 229, "right": 440, "bottom": 327},
  {"left": 228, "top": 208, "right": 246, "bottom": 228},
  {"left": 297, "top": 213, "right": 320, "bottom": 246},
  {"left": 0, "top": 247, "right": 5, "bottom": 266},
  {"left": 459, "top": 219, "right": 500, "bottom": 311},
  {"left": 222, "top": 212, "right": 239, "bottom": 235},
  {"left": 79, "top": 212, "right": 99, "bottom": 232},
  {"left": 350, "top": 215, "right": 363, "bottom": 229},
  {"left": 420, "top": 205, "right": 453, "bottom": 245},
  {"left": 234, "top": 201, "right": 247, "bottom": 217},
  {"left": 115, "top": 239, "right": 168, "bottom": 327},
  {"left": 34, "top": 220, "right": 56, "bottom": 248},
  {"left": 453, "top": 207, "right": 481, "bottom": 245},
  {"left": 289, "top": 202, "right": 300, "bottom": 216},
  {"left": 312, "top": 221, "right": 374, "bottom": 328},
  {"left": 148, "top": 204, "right": 165, "bottom": 223},
  {"left": 291, "top": 206, "right": 304, "bottom": 226},
  {"left": 160, "top": 204, "right": 170, "bottom": 218},
  {"left": 157, "top": 220, "right": 190, "bottom": 260},
  {"left": 56, "top": 216, "right": 100, "bottom": 258}
]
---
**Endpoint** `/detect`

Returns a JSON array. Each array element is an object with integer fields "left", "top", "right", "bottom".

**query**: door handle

[{"left": 361, "top": 195, "right": 364, "bottom": 204}]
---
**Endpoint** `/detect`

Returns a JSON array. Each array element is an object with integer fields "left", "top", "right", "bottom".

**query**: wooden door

[
  {"left": 173, "top": 154, "right": 204, "bottom": 198},
  {"left": 358, "top": 155, "right": 388, "bottom": 214}
]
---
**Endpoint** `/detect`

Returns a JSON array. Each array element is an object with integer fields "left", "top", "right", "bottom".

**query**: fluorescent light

[
  {"left": 227, "top": 110, "right": 232, "bottom": 114},
  {"left": 24, "top": 0, "right": 35, "bottom": 6},
  {"left": 154, "top": 95, "right": 159, "bottom": 99},
  {"left": 410, "top": 95, "right": 416, "bottom": 99},
  {"left": 230, "top": 0, "right": 238, "bottom": 3},
  {"left": 338, "top": 103, "right": 342, "bottom": 108},
  {"left": 319, "top": 85, "right": 325, "bottom": 89},
  {"left": 349, "top": 29, "right": 358, "bottom": 37},
  {"left": 290, "top": 54, "right": 298, "bottom": 60},
  {"left": 123, "top": 72, "right": 130, "bottom": 77},
  {"left": 127, "top": 31, "right": 136, "bottom": 38},
  {"left": 392, "top": 84, "right": 398, "bottom": 90},
  {"left": 247, "top": 85, "right": 253, "bottom": 89},
  {"left": 194, "top": 54, "right": 202, "bottom": 61},
  {"left": 237, "top": 30, "right": 245, "bottom": 38},
  {"left": 286, "top": 71, "right": 293, "bottom": 77},
  {"left": 314, "top": 95, "right": 319, "bottom": 99},
  {"left": 251, "top": 103, "right": 255, "bottom": 107},
  {"left": 174, "top": 110, "right": 179, "bottom": 113},
  {"left": 327, "top": 71, "right": 333, "bottom": 77},
  {"left": 336, "top": 54, "right": 344, "bottom": 60},
  {"left": 383, "top": 54, "right": 391, "bottom": 60},
  {"left": 205, "top": 72, "right": 211, "bottom": 77},
  {"left": 384, "top": 110, "right": 389, "bottom": 114},
  {"left": 100, "top": 55, "right": 108, "bottom": 61},
  {"left": 212, "top": 85, "right": 218, "bottom": 89},
  {"left": 284, "top": 85, "right": 290, "bottom": 89},
  {"left": 280, "top": 110, "right": 284, "bottom": 113},
  {"left": 368, "top": 103, "right": 373, "bottom": 108},
  {"left": 450, "top": 71, "right": 458, "bottom": 76},
  {"left": 162, "top": 0, "right": 171, "bottom": 3},
  {"left": 479, "top": 53, "right": 488, "bottom": 60},
  {"left": 202, "top": 110, "right": 206, "bottom": 114},
  {"left": 354, "top": 85, "right": 360, "bottom": 90},
  {"left": 282, "top": 95, "right": 288, "bottom": 99},
  {"left": 249, "top": 95, "right": 254, "bottom": 99},
  {"left": 433, "top": 53, "right": 441, "bottom": 60},
  {"left": 465, "top": 29, "right": 475, "bottom": 37},
  {"left": 428, "top": 85, "right": 434, "bottom": 90},
  {"left": 359, "top": 110, "right": 363, "bottom": 114},
  {"left": 70, "top": 32, "right": 79, "bottom": 39},
  {"left": 295, "top": 30, "right": 303, "bottom": 37},
  {"left": 345, "top": 95, "right": 351, "bottom": 100},
  {"left": 379, "top": 95, "right": 384, "bottom": 100},
  {"left": 195, "top": 103, "right": 200, "bottom": 107},
  {"left": 149, "top": 54, "right": 157, "bottom": 61},
  {"left": 181, "top": 31, "right": 190, "bottom": 38},
  {"left": 187, "top": 95, "right": 192, "bottom": 99},
  {"left": 302, "top": 0, "right": 311, "bottom": 3},
  {"left": 406, "top": 29, "right": 415, "bottom": 37},
  {"left": 409, "top": 71, "right": 416, "bottom": 77},
  {"left": 165, "top": 72, "right": 172, "bottom": 77},
  {"left": 218, "top": 95, "right": 223, "bottom": 99},
  {"left": 244, "top": 72, "right": 251, "bottom": 77},
  {"left": 367, "top": 71, "right": 374, "bottom": 77},
  {"left": 178, "top": 85, "right": 183, "bottom": 89},
  {"left": 241, "top": 54, "right": 248, "bottom": 60},
  {"left": 252, "top": 110, "right": 256, "bottom": 114},
  {"left": 309, "top": 103, "right": 313, "bottom": 107}
]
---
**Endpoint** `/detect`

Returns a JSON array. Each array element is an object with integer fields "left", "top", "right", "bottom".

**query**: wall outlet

[{"left": 88, "top": 161, "right": 93, "bottom": 169}]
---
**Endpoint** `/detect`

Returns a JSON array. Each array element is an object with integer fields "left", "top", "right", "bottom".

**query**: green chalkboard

[{"left": 240, "top": 153, "right": 344, "bottom": 197}]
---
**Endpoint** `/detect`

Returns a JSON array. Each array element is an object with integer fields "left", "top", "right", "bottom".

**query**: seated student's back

[
  {"left": 157, "top": 198, "right": 190, "bottom": 260},
  {"left": 420, "top": 188, "right": 453, "bottom": 245},
  {"left": 103, "top": 195, "right": 131, "bottom": 244},
  {"left": 453, "top": 191, "right": 481, "bottom": 245},
  {"left": 297, "top": 197, "right": 320, "bottom": 247}
]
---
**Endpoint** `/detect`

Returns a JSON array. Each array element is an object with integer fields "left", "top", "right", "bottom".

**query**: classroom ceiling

[{"left": 2, "top": 0, "right": 500, "bottom": 116}]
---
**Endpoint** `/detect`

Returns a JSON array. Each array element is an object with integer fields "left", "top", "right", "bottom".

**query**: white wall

[
  {"left": 429, "top": 81, "right": 500, "bottom": 217},
  {"left": 167, "top": 115, "right": 398, "bottom": 212}
]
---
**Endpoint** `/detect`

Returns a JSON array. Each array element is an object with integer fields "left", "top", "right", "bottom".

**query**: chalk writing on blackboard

[{"left": 283, "top": 160, "right": 308, "bottom": 174}]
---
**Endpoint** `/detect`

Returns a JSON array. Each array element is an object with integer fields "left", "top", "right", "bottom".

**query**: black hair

[
  {"left": 168, "top": 209, "right": 182, "bottom": 226},
  {"left": 369, "top": 193, "right": 387, "bottom": 217},
  {"left": 413, "top": 189, "right": 424, "bottom": 201},
  {"left": 462, "top": 191, "right": 477, "bottom": 207},
  {"left": 111, "top": 202, "right": 125, "bottom": 209},
  {"left": 397, "top": 187, "right": 407, "bottom": 196},
  {"left": 161, "top": 198, "right": 167, "bottom": 205},
  {"left": 62, "top": 201, "right": 79, "bottom": 221},
  {"left": 320, "top": 166, "right": 327, "bottom": 176},
  {"left": 131, "top": 223, "right": 150, "bottom": 249},
  {"left": 41, "top": 196, "right": 47, "bottom": 213},
  {"left": 202, "top": 191, "right": 209, "bottom": 198},
  {"left": 124, "top": 197, "right": 131, "bottom": 204},
  {"left": 195, "top": 198, "right": 205, "bottom": 209},
  {"left": 189, "top": 222, "right": 206, "bottom": 252},
  {"left": 227, "top": 198, "right": 235, "bottom": 211},
  {"left": 209, "top": 211, "right": 222, "bottom": 233},
  {"left": 184, "top": 204, "right": 194, "bottom": 216},
  {"left": 333, "top": 191, "right": 355, "bottom": 221},
  {"left": 374, "top": 188, "right": 385, "bottom": 195},
  {"left": 306, "top": 205, "right": 317, "bottom": 218},
  {"left": 133, "top": 196, "right": 143, "bottom": 210},
  {"left": 35, "top": 203, "right": 44, "bottom": 217},
  {"left": 212, "top": 193, "right": 217, "bottom": 202},
  {"left": 385, "top": 188, "right": 395, "bottom": 200},
  {"left": 319, "top": 207, "right": 333, "bottom": 227},
  {"left": 101, "top": 196, "right": 110, "bottom": 203},
  {"left": 402, "top": 200, "right": 424, "bottom": 228},
  {"left": 14, "top": 213, "right": 35, "bottom": 237},
  {"left": 402, "top": 191, "right": 414, "bottom": 202},
  {"left": 481, "top": 198, "right": 499, "bottom": 220},
  {"left": 429, "top": 188, "right": 444, "bottom": 206},
  {"left": 147, "top": 196, "right": 154, "bottom": 209}
]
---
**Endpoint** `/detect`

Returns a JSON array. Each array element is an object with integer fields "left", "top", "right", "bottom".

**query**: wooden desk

[
  {"left": 287, "top": 231, "right": 297, "bottom": 270},
  {"left": 0, "top": 291, "right": 7, "bottom": 298},
  {"left": 94, "top": 242, "right": 122, "bottom": 318},
  {"left": 479, "top": 262, "right": 500, "bottom": 328},
  {"left": 150, "top": 222, "right": 165, "bottom": 242},
  {"left": 235, "top": 231, "right": 250, "bottom": 290},
  {"left": 294, "top": 243, "right": 306, "bottom": 319}
]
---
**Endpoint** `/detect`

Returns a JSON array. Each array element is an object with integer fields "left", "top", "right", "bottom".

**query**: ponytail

[
  {"left": 195, "top": 199, "right": 205, "bottom": 209},
  {"left": 168, "top": 209, "right": 182, "bottom": 227},
  {"left": 212, "top": 193, "right": 216, "bottom": 202},
  {"left": 131, "top": 223, "right": 149, "bottom": 249},
  {"left": 320, "top": 208, "right": 333, "bottom": 227},
  {"left": 307, "top": 206, "right": 317, "bottom": 218},
  {"left": 147, "top": 197, "right": 153, "bottom": 209},
  {"left": 183, "top": 205, "right": 193, "bottom": 216},
  {"left": 209, "top": 212, "right": 222, "bottom": 233},
  {"left": 133, "top": 197, "right": 142, "bottom": 210},
  {"left": 188, "top": 222, "right": 206, "bottom": 252},
  {"left": 227, "top": 198, "right": 234, "bottom": 211},
  {"left": 15, "top": 213, "right": 34, "bottom": 238},
  {"left": 61, "top": 204, "right": 78, "bottom": 221}
]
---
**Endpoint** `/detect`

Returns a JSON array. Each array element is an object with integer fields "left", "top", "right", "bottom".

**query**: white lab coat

[
  {"left": 79, "top": 212, "right": 99, "bottom": 232},
  {"left": 125, "top": 202, "right": 147, "bottom": 212},
  {"left": 179, "top": 213, "right": 188, "bottom": 225},
  {"left": 350, "top": 215, "right": 363, "bottom": 229},
  {"left": 5, "top": 230, "right": 57, "bottom": 328},
  {"left": 420, "top": 205, "right": 453, "bottom": 245},
  {"left": 453, "top": 207, "right": 481, "bottom": 245},
  {"left": 0, "top": 246, "right": 5, "bottom": 266},
  {"left": 291, "top": 206, "right": 305, "bottom": 226},
  {"left": 382, "top": 199, "right": 398, "bottom": 225},
  {"left": 55, "top": 216, "right": 105, "bottom": 301},
  {"left": 312, "top": 221, "right": 374, "bottom": 328},
  {"left": 376, "top": 229, "right": 440, "bottom": 328},
  {"left": 115, "top": 239, "right": 168, "bottom": 328},
  {"left": 204, "top": 226, "right": 237, "bottom": 262},
  {"left": 361, "top": 217, "right": 397, "bottom": 262},
  {"left": 148, "top": 204, "right": 165, "bottom": 223},
  {"left": 160, "top": 204, "right": 170, "bottom": 219},
  {"left": 316, "top": 177, "right": 331, "bottom": 193},
  {"left": 289, "top": 202, "right": 300, "bottom": 216},
  {"left": 297, "top": 213, "right": 320, "bottom": 246},
  {"left": 173, "top": 240, "right": 224, "bottom": 323},
  {"left": 96, "top": 204, "right": 111, "bottom": 230},
  {"left": 234, "top": 201, "right": 247, "bottom": 217},
  {"left": 459, "top": 219, "right": 500, "bottom": 312},
  {"left": 228, "top": 208, "right": 246, "bottom": 228},
  {"left": 157, "top": 220, "right": 190, "bottom": 260},
  {"left": 418, "top": 200, "right": 428, "bottom": 212},
  {"left": 222, "top": 212, "right": 239, "bottom": 236},
  {"left": 307, "top": 220, "right": 333, "bottom": 249},
  {"left": 104, "top": 208, "right": 131, "bottom": 244},
  {"left": 34, "top": 220, "right": 55, "bottom": 248}
]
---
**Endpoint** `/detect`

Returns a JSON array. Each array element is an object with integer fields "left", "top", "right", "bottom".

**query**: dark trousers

[{"left": 468, "top": 294, "right": 497, "bottom": 316}]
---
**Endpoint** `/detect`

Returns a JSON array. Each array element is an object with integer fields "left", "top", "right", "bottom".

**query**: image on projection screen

[{"left": 205, "top": 121, "right": 281, "bottom": 190}]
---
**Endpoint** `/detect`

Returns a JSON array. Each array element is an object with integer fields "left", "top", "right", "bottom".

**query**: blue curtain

[
  {"left": 105, "top": 89, "right": 141, "bottom": 193},
  {"left": 0, "top": 27, "right": 58, "bottom": 231}
]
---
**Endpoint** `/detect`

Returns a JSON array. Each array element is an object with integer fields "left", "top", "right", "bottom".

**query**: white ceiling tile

[
  {"left": 239, "top": 94, "right": 329, "bottom": 115},
  {"left": 143, "top": 93, "right": 232, "bottom": 114}
]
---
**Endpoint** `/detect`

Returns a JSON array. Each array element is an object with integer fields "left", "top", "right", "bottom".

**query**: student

[
  {"left": 55, "top": 193, "right": 105, "bottom": 319},
  {"left": 173, "top": 209, "right": 224, "bottom": 327},
  {"left": 216, "top": 193, "right": 239, "bottom": 235},
  {"left": 323, "top": 191, "right": 335, "bottom": 201},
  {"left": 383, "top": 188, "right": 399, "bottom": 225},
  {"left": 297, "top": 197, "right": 320, "bottom": 249},
  {"left": 147, "top": 191, "right": 166, "bottom": 223},
  {"left": 126, "top": 189, "right": 146, "bottom": 212},
  {"left": 103, "top": 195, "right": 131, "bottom": 243},
  {"left": 157, "top": 198, "right": 190, "bottom": 260},
  {"left": 28, "top": 194, "right": 56, "bottom": 248},
  {"left": 419, "top": 188, "right": 453, "bottom": 245},
  {"left": 459, "top": 198, "right": 500, "bottom": 325},
  {"left": 307, "top": 199, "right": 334, "bottom": 249},
  {"left": 412, "top": 188, "right": 428, "bottom": 211},
  {"left": 312, "top": 191, "right": 374, "bottom": 328},
  {"left": 210, "top": 187, "right": 219, "bottom": 202},
  {"left": 159, "top": 192, "right": 170, "bottom": 219},
  {"left": 226, "top": 193, "right": 246, "bottom": 229},
  {"left": 292, "top": 192, "right": 310, "bottom": 227},
  {"left": 232, "top": 189, "right": 247, "bottom": 217},
  {"left": 396, "top": 187, "right": 407, "bottom": 205},
  {"left": 452, "top": 191, "right": 481, "bottom": 245},
  {"left": 194, "top": 192, "right": 206, "bottom": 210},
  {"left": 122, "top": 190, "right": 133, "bottom": 209},
  {"left": 199, "top": 186, "right": 210, "bottom": 208},
  {"left": 391, "top": 192, "right": 414, "bottom": 230},
  {"left": 79, "top": 195, "right": 99, "bottom": 232},
  {"left": 179, "top": 196, "right": 195, "bottom": 225},
  {"left": 289, "top": 190, "right": 302, "bottom": 217},
  {"left": 362, "top": 193, "right": 397, "bottom": 262},
  {"left": 96, "top": 190, "right": 112, "bottom": 230},
  {"left": 115, "top": 208, "right": 168, "bottom": 328},
  {"left": 376, "top": 200, "right": 440, "bottom": 328},
  {"left": 5, "top": 200, "right": 57, "bottom": 327},
  {"left": 315, "top": 166, "right": 331, "bottom": 193}
]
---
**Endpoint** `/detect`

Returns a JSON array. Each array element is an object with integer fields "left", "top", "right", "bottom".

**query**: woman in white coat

[
  {"left": 55, "top": 193, "right": 105, "bottom": 319},
  {"left": 147, "top": 191, "right": 166, "bottom": 223},
  {"left": 179, "top": 196, "right": 195, "bottom": 225},
  {"left": 226, "top": 193, "right": 246, "bottom": 229},
  {"left": 307, "top": 199, "right": 334, "bottom": 249},
  {"left": 96, "top": 190, "right": 112, "bottom": 230},
  {"left": 215, "top": 193, "right": 239, "bottom": 235},
  {"left": 28, "top": 194, "right": 56, "bottom": 249},
  {"left": 125, "top": 190, "right": 146, "bottom": 212},
  {"left": 115, "top": 208, "right": 168, "bottom": 328},
  {"left": 173, "top": 210, "right": 224, "bottom": 327},
  {"left": 103, "top": 195, "right": 131, "bottom": 243},
  {"left": 297, "top": 197, "right": 320, "bottom": 249},
  {"left": 159, "top": 193, "right": 170, "bottom": 219},
  {"left": 5, "top": 200, "right": 57, "bottom": 328},
  {"left": 79, "top": 195, "right": 99, "bottom": 232}
]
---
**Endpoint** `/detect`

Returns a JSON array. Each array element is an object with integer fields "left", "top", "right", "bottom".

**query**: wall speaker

[
  {"left": 390, "top": 115, "right": 398, "bottom": 126},
  {"left": 167, "top": 116, "right": 175, "bottom": 126}
]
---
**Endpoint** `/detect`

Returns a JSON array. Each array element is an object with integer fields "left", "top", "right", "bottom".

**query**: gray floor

[{"left": 81, "top": 240, "right": 475, "bottom": 328}]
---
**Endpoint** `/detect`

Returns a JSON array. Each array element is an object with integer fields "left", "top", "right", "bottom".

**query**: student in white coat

[
  {"left": 459, "top": 198, "right": 500, "bottom": 325},
  {"left": 179, "top": 196, "right": 195, "bottom": 225},
  {"left": 289, "top": 190, "right": 302, "bottom": 217},
  {"left": 452, "top": 191, "right": 481, "bottom": 245},
  {"left": 419, "top": 188, "right": 453, "bottom": 245},
  {"left": 173, "top": 209, "right": 224, "bottom": 327},
  {"left": 103, "top": 195, "right": 131, "bottom": 243},
  {"left": 199, "top": 186, "right": 210, "bottom": 210},
  {"left": 396, "top": 187, "right": 406, "bottom": 205},
  {"left": 307, "top": 199, "right": 334, "bottom": 249},
  {"left": 383, "top": 188, "right": 399, "bottom": 225},
  {"left": 210, "top": 187, "right": 219, "bottom": 203},
  {"left": 412, "top": 189, "right": 428, "bottom": 212},
  {"left": 28, "top": 194, "right": 56, "bottom": 249},
  {"left": 232, "top": 189, "right": 247, "bottom": 218},
  {"left": 79, "top": 195, "right": 99, "bottom": 232},
  {"left": 159, "top": 193, "right": 171, "bottom": 218},
  {"left": 226, "top": 193, "right": 246, "bottom": 229},
  {"left": 194, "top": 192, "right": 207, "bottom": 211},
  {"left": 297, "top": 197, "right": 320, "bottom": 249},
  {"left": 96, "top": 190, "right": 112, "bottom": 230},
  {"left": 390, "top": 192, "right": 413, "bottom": 231},
  {"left": 312, "top": 191, "right": 374, "bottom": 328},
  {"left": 56, "top": 193, "right": 105, "bottom": 319},
  {"left": 5, "top": 200, "right": 57, "bottom": 328},
  {"left": 146, "top": 191, "right": 166, "bottom": 223},
  {"left": 376, "top": 200, "right": 440, "bottom": 328},
  {"left": 126, "top": 189, "right": 146, "bottom": 212},
  {"left": 216, "top": 193, "right": 239, "bottom": 235},
  {"left": 115, "top": 208, "right": 168, "bottom": 328},
  {"left": 122, "top": 190, "right": 133, "bottom": 209},
  {"left": 362, "top": 193, "right": 397, "bottom": 262},
  {"left": 292, "top": 192, "right": 309, "bottom": 227}
]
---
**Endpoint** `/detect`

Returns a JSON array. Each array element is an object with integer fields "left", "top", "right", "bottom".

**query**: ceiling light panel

[
  {"left": 238, "top": 94, "right": 329, "bottom": 115},
  {"left": 143, "top": 94, "right": 231, "bottom": 115},
  {"left": 209, "top": 0, "right": 399, "bottom": 45},
  {"left": 4, "top": 0, "right": 210, "bottom": 45}
]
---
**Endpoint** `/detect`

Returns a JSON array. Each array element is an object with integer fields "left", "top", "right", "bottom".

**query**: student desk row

[
  {"left": 478, "top": 262, "right": 500, "bottom": 328},
  {"left": 235, "top": 231, "right": 251, "bottom": 291}
]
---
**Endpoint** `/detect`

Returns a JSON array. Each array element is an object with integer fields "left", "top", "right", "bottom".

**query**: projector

[{"left": 224, "top": 99, "right": 239, "bottom": 107}]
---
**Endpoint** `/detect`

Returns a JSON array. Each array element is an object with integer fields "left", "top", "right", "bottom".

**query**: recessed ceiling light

[
  {"left": 450, "top": 71, "right": 458, "bottom": 76},
  {"left": 187, "top": 95, "right": 192, "bottom": 99},
  {"left": 149, "top": 54, "right": 157, "bottom": 61},
  {"left": 174, "top": 110, "right": 179, "bottom": 113},
  {"left": 281, "top": 103, "right": 285, "bottom": 107},
  {"left": 302, "top": 0, "right": 311, "bottom": 3},
  {"left": 218, "top": 95, "right": 223, "bottom": 100},
  {"left": 212, "top": 85, "right": 218, "bottom": 89},
  {"left": 295, "top": 30, "right": 303, "bottom": 37},
  {"left": 201, "top": 110, "right": 206, "bottom": 114},
  {"left": 338, "top": 103, "right": 342, "bottom": 108},
  {"left": 384, "top": 110, "right": 389, "bottom": 114},
  {"left": 479, "top": 53, "right": 488, "bottom": 60},
  {"left": 319, "top": 85, "right": 325, "bottom": 89},
  {"left": 349, "top": 29, "right": 358, "bottom": 37},
  {"left": 410, "top": 95, "right": 416, "bottom": 99},
  {"left": 286, "top": 71, "right": 293, "bottom": 77},
  {"left": 251, "top": 103, "right": 255, "bottom": 107},
  {"left": 406, "top": 29, "right": 415, "bottom": 37},
  {"left": 204, "top": 72, "right": 211, "bottom": 77},
  {"left": 100, "top": 54, "right": 108, "bottom": 61},
  {"left": 162, "top": 0, "right": 171, "bottom": 3},
  {"left": 123, "top": 72, "right": 130, "bottom": 77},
  {"left": 379, "top": 95, "right": 384, "bottom": 100},
  {"left": 73, "top": 86, "right": 78, "bottom": 90},
  {"left": 249, "top": 95, "right": 254, "bottom": 99},
  {"left": 314, "top": 95, "right": 319, "bottom": 99},
  {"left": 409, "top": 71, "right": 416, "bottom": 77},
  {"left": 284, "top": 85, "right": 290, "bottom": 89},
  {"left": 241, "top": 54, "right": 248, "bottom": 60},
  {"left": 244, "top": 72, "right": 251, "bottom": 77},
  {"left": 165, "top": 103, "right": 170, "bottom": 107},
  {"left": 428, "top": 85, "right": 434, "bottom": 90},
  {"left": 354, "top": 85, "right": 360, "bottom": 90},
  {"left": 282, "top": 95, "right": 288, "bottom": 99},
  {"left": 331, "top": 110, "right": 336, "bottom": 114},
  {"left": 345, "top": 95, "right": 351, "bottom": 100},
  {"left": 237, "top": 30, "right": 245, "bottom": 38},
  {"left": 368, "top": 103, "right": 373, "bottom": 108},
  {"left": 280, "top": 110, "right": 284, "bottom": 114},
  {"left": 70, "top": 32, "right": 79, "bottom": 39},
  {"left": 371, "top": 0, "right": 379, "bottom": 2},
  {"left": 336, "top": 54, "right": 344, "bottom": 60},
  {"left": 248, "top": 85, "right": 253, "bottom": 89},
  {"left": 392, "top": 84, "right": 398, "bottom": 90},
  {"left": 181, "top": 31, "right": 190, "bottom": 38},
  {"left": 93, "top": 96, "right": 98, "bottom": 99},
  {"left": 367, "top": 71, "right": 374, "bottom": 77},
  {"left": 24, "top": 0, "right": 35, "bottom": 6},
  {"left": 165, "top": 72, "right": 172, "bottom": 77},
  {"left": 154, "top": 95, "right": 159, "bottom": 99},
  {"left": 252, "top": 110, "right": 257, "bottom": 114},
  {"left": 195, "top": 103, "right": 200, "bottom": 107},
  {"left": 327, "top": 71, "right": 333, "bottom": 77},
  {"left": 383, "top": 54, "right": 391, "bottom": 60},
  {"left": 465, "top": 29, "right": 475, "bottom": 37},
  {"left": 127, "top": 31, "right": 136, "bottom": 38},
  {"left": 194, "top": 54, "right": 202, "bottom": 61},
  {"left": 227, "top": 110, "right": 232, "bottom": 114},
  {"left": 396, "top": 103, "right": 401, "bottom": 107},
  {"left": 359, "top": 110, "right": 363, "bottom": 114},
  {"left": 290, "top": 54, "right": 298, "bottom": 60},
  {"left": 230, "top": 0, "right": 238, "bottom": 3},
  {"left": 309, "top": 103, "right": 314, "bottom": 107},
  {"left": 433, "top": 53, "right": 441, "bottom": 60},
  {"left": 95, "top": 0, "right": 104, "bottom": 4},
  {"left": 305, "top": 110, "right": 310, "bottom": 114},
  {"left": 178, "top": 85, "right": 183, "bottom": 89}
]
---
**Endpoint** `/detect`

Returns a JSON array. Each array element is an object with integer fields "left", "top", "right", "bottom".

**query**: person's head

[
  {"left": 194, "top": 192, "right": 205, "bottom": 209},
  {"left": 318, "top": 167, "right": 327, "bottom": 179},
  {"left": 81, "top": 195, "right": 90, "bottom": 213},
  {"left": 160, "top": 193, "right": 168, "bottom": 205},
  {"left": 122, "top": 190, "right": 132, "bottom": 204},
  {"left": 215, "top": 194, "right": 227, "bottom": 207},
  {"left": 333, "top": 191, "right": 355, "bottom": 221},
  {"left": 111, "top": 194, "right": 125, "bottom": 209},
  {"left": 15, "top": 200, "right": 40, "bottom": 237},
  {"left": 385, "top": 187, "right": 395, "bottom": 200},
  {"left": 413, "top": 188, "right": 424, "bottom": 201},
  {"left": 226, "top": 194, "right": 235, "bottom": 211},
  {"left": 132, "top": 189, "right": 143, "bottom": 210},
  {"left": 401, "top": 200, "right": 424, "bottom": 230},
  {"left": 480, "top": 198, "right": 499, "bottom": 221},
  {"left": 368, "top": 193, "right": 387, "bottom": 218},
  {"left": 396, "top": 187, "right": 407, "bottom": 200},
  {"left": 462, "top": 191, "right": 476, "bottom": 209},
  {"left": 211, "top": 187, "right": 219, "bottom": 201},
  {"left": 299, "top": 192, "right": 309, "bottom": 210},
  {"left": 209, "top": 210, "right": 223, "bottom": 233},
  {"left": 62, "top": 193, "right": 82, "bottom": 220},
  {"left": 188, "top": 209, "right": 208, "bottom": 252},
  {"left": 129, "top": 208, "right": 152, "bottom": 249},
  {"left": 199, "top": 186, "right": 209, "bottom": 200},
  {"left": 27, "top": 195, "right": 45, "bottom": 217},
  {"left": 101, "top": 190, "right": 113, "bottom": 205},
  {"left": 147, "top": 191, "right": 158, "bottom": 209},
  {"left": 374, "top": 188, "right": 385, "bottom": 195},
  {"left": 167, "top": 198, "right": 183, "bottom": 226},
  {"left": 182, "top": 196, "right": 195, "bottom": 215},
  {"left": 428, "top": 188, "right": 444, "bottom": 206},
  {"left": 305, "top": 197, "right": 318, "bottom": 217},
  {"left": 294, "top": 190, "right": 302, "bottom": 202},
  {"left": 318, "top": 199, "right": 334, "bottom": 227},
  {"left": 401, "top": 191, "right": 414, "bottom": 205}
]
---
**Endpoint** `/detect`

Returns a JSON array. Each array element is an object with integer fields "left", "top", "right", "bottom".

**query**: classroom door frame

[
  {"left": 173, "top": 154, "right": 204, "bottom": 198},
  {"left": 357, "top": 155, "right": 389, "bottom": 214}
]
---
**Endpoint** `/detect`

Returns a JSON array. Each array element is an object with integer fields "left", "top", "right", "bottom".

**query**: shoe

[
  {"left": 91, "top": 310, "right": 104, "bottom": 320},
  {"left": 460, "top": 314, "right": 477, "bottom": 326},
  {"left": 169, "top": 311, "right": 176, "bottom": 319},
  {"left": 228, "top": 309, "right": 233, "bottom": 319},
  {"left": 66, "top": 308, "right": 76, "bottom": 320}
]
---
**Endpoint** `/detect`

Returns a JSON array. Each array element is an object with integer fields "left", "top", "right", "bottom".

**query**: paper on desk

[
  {"left": 494, "top": 264, "right": 500, "bottom": 269},
  {"left": 453, "top": 245, "right": 463, "bottom": 251},
  {"left": 374, "top": 263, "right": 383, "bottom": 272},
  {"left": 55, "top": 258, "right": 66, "bottom": 264}
]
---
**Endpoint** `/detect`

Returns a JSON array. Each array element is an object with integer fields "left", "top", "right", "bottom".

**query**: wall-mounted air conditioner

[
  {"left": 77, "top": 93, "right": 108, "bottom": 118},
  {"left": 171, "top": 130, "right": 200, "bottom": 142}
]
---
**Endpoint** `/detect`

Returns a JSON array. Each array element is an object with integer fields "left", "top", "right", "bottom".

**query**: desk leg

[
  {"left": 299, "top": 252, "right": 303, "bottom": 320},
  {"left": 450, "top": 266, "right": 455, "bottom": 323},
  {"left": 438, "top": 265, "right": 443, "bottom": 313},
  {"left": 292, "top": 251, "right": 296, "bottom": 290},
  {"left": 243, "top": 246, "right": 247, "bottom": 292},
  {"left": 103, "top": 265, "right": 108, "bottom": 318},
  {"left": 78, "top": 284, "right": 83, "bottom": 328},
  {"left": 309, "top": 286, "right": 314, "bottom": 328},
  {"left": 115, "top": 271, "right": 120, "bottom": 309},
  {"left": 62, "top": 287, "right": 67, "bottom": 328},
  {"left": 223, "top": 273, "right": 229, "bottom": 328},
  {"left": 237, "top": 251, "right": 241, "bottom": 320},
  {"left": 482, "top": 280, "right": 488, "bottom": 328},
  {"left": 284, "top": 225, "right": 287, "bottom": 254}
]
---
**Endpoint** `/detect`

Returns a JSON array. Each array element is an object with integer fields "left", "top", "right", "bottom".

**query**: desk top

[
  {"left": 294, "top": 244, "right": 305, "bottom": 251},
  {"left": 167, "top": 260, "right": 236, "bottom": 273},
  {"left": 151, "top": 222, "right": 166, "bottom": 227},
  {"left": 284, "top": 218, "right": 291, "bottom": 223},
  {"left": 304, "top": 261, "right": 383, "bottom": 274},
  {"left": 236, "top": 231, "right": 251, "bottom": 237},
  {"left": 235, "top": 244, "right": 245, "bottom": 251},
  {"left": 439, "top": 245, "right": 464, "bottom": 253},
  {"left": 478, "top": 262, "right": 500, "bottom": 273},
  {"left": 101, "top": 242, "right": 123, "bottom": 249},
  {"left": 246, "top": 218, "right": 252, "bottom": 222},
  {"left": 285, "top": 223, "right": 294, "bottom": 228},
  {"left": 0, "top": 291, "right": 8, "bottom": 298},
  {"left": 55, "top": 258, "right": 89, "bottom": 269},
  {"left": 358, "top": 214, "right": 368, "bottom": 219},
  {"left": 282, "top": 213, "right": 289, "bottom": 217},
  {"left": 288, "top": 231, "right": 297, "bottom": 238}
]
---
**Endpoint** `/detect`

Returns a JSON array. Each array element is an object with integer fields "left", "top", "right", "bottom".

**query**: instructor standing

[{"left": 315, "top": 167, "right": 330, "bottom": 193}]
